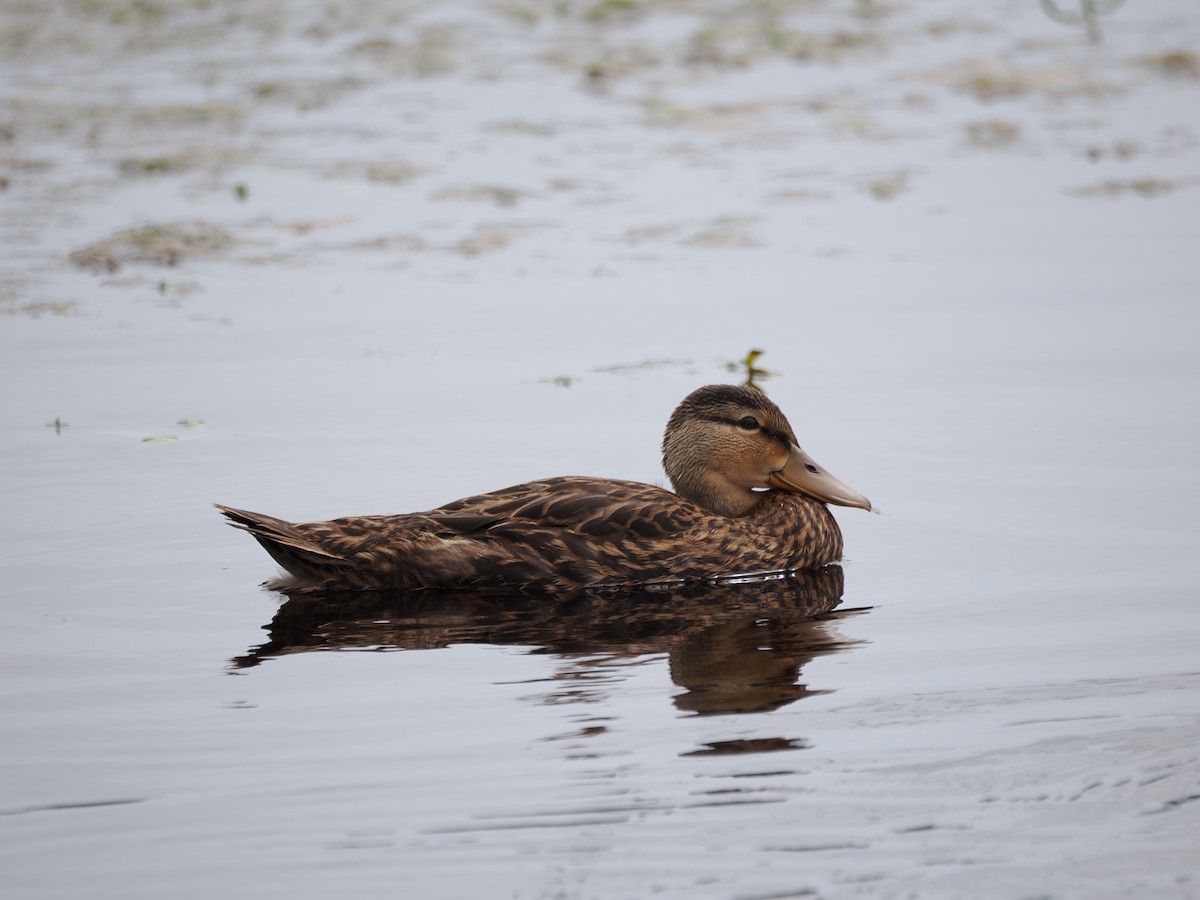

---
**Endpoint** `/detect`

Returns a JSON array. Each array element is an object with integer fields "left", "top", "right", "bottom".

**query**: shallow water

[{"left": 2, "top": 1, "right": 1199, "bottom": 897}]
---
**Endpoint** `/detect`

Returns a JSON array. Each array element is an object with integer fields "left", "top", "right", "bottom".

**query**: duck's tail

[{"left": 215, "top": 504, "right": 345, "bottom": 590}]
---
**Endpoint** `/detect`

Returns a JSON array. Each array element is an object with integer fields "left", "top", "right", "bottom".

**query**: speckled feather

[{"left": 217, "top": 384, "right": 864, "bottom": 593}]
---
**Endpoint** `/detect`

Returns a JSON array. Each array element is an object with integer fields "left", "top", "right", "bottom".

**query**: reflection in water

[
  {"left": 683, "top": 737, "right": 810, "bottom": 757},
  {"left": 233, "top": 566, "right": 867, "bottom": 717},
  {"left": 1039, "top": 0, "right": 1126, "bottom": 44}
]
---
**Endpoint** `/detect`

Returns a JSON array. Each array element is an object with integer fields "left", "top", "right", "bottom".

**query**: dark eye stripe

[
  {"left": 729, "top": 417, "right": 790, "bottom": 449},
  {"left": 692, "top": 413, "right": 791, "bottom": 449}
]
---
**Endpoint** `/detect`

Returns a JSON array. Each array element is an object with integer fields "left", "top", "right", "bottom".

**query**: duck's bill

[{"left": 767, "top": 443, "right": 872, "bottom": 511}]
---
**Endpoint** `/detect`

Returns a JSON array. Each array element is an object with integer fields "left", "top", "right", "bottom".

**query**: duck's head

[{"left": 662, "top": 384, "right": 871, "bottom": 518}]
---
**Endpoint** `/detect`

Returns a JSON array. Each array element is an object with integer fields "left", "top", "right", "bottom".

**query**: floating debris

[
  {"left": 966, "top": 119, "right": 1021, "bottom": 149},
  {"left": 69, "top": 221, "right": 235, "bottom": 273},
  {"left": 116, "top": 154, "right": 192, "bottom": 176},
  {"left": 365, "top": 162, "right": 426, "bottom": 184},
  {"left": 1084, "top": 140, "right": 1140, "bottom": 162},
  {"left": 593, "top": 359, "right": 691, "bottom": 374},
  {"left": 454, "top": 225, "right": 515, "bottom": 256},
  {"left": 434, "top": 184, "right": 528, "bottom": 208},
  {"left": 585, "top": 0, "right": 641, "bottom": 24},
  {"left": 1139, "top": 50, "right": 1200, "bottom": 79},
  {"left": 683, "top": 19, "right": 882, "bottom": 69},
  {"left": 2, "top": 299, "right": 76, "bottom": 317},
  {"left": 685, "top": 216, "right": 763, "bottom": 248},
  {"left": 1068, "top": 177, "right": 1191, "bottom": 198},
  {"left": 864, "top": 172, "right": 910, "bottom": 201}
]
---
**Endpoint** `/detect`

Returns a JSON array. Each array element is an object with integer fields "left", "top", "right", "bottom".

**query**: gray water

[{"left": 2, "top": 1, "right": 1198, "bottom": 897}]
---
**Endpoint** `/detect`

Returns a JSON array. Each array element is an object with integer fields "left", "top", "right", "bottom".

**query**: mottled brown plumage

[{"left": 217, "top": 384, "right": 871, "bottom": 593}]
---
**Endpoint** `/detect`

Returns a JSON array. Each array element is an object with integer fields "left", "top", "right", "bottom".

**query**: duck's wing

[
  {"left": 219, "top": 478, "right": 711, "bottom": 591},
  {"left": 427, "top": 476, "right": 704, "bottom": 541},
  {"left": 415, "top": 477, "right": 711, "bottom": 588}
]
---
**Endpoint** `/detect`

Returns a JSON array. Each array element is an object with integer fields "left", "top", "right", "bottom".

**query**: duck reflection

[{"left": 232, "top": 566, "right": 866, "bottom": 716}]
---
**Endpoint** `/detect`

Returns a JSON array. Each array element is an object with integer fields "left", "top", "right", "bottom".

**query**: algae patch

[
  {"left": 434, "top": 184, "right": 529, "bottom": 208},
  {"left": 69, "top": 221, "right": 235, "bottom": 272},
  {"left": 684, "top": 216, "right": 764, "bottom": 248},
  {"left": 365, "top": 162, "right": 426, "bottom": 184},
  {"left": 863, "top": 171, "right": 912, "bottom": 201},
  {"left": 1068, "top": 177, "right": 1194, "bottom": 198},
  {"left": 116, "top": 154, "right": 194, "bottom": 176},
  {"left": 1138, "top": 50, "right": 1199, "bottom": 79},
  {"left": 966, "top": 119, "right": 1021, "bottom": 149},
  {"left": 454, "top": 225, "right": 516, "bottom": 256}
]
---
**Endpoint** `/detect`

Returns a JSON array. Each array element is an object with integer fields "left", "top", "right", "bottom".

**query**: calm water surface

[{"left": 2, "top": 1, "right": 1198, "bottom": 898}]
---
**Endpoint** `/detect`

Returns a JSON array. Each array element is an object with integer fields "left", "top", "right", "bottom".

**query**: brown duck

[{"left": 217, "top": 384, "right": 871, "bottom": 593}]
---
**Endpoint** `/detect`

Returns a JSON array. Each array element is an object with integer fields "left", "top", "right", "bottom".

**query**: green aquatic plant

[{"left": 727, "top": 349, "right": 776, "bottom": 392}]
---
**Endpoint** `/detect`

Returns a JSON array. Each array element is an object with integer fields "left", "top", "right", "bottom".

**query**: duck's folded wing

[{"left": 432, "top": 478, "right": 705, "bottom": 542}]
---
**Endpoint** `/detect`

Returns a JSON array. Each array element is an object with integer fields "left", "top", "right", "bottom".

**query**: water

[{"left": 2, "top": 1, "right": 1198, "bottom": 897}]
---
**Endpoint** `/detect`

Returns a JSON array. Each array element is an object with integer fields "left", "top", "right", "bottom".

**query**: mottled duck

[{"left": 217, "top": 384, "right": 871, "bottom": 592}]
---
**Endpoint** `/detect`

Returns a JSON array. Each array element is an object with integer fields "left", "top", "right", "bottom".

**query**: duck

[{"left": 217, "top": 384, "right": 871, "bottom": 593}]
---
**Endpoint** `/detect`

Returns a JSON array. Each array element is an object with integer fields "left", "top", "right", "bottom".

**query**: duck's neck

[{"left": 669, "top": 468, "right": 762, "bottom": 518}]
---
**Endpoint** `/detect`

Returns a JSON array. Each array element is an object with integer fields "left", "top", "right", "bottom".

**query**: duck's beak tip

[{"left": 768, "top": 443, "right": 871, "bottom": 512}]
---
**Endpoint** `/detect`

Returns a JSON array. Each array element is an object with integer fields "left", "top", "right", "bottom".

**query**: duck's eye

[{"left": 738, "top": 416, "right": 760, "bottom": 430}]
